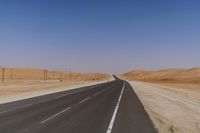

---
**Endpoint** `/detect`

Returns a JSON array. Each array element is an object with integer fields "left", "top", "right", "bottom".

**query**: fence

[{"left": 0, "top": 67, "right": 109, "bottom": 83}]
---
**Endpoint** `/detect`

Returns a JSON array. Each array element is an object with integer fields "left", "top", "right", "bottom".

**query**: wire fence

[{"left": 0, "top": 67, "right": 108, "bottom": 84}]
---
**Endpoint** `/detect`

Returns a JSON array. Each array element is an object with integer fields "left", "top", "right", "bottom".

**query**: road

[{"left": 0, "top": 78, "right": 157, "bottom": 133}]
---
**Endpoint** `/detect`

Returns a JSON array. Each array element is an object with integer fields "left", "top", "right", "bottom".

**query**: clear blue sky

[{"left": 0, "top": 0, "right": 200, "bottom": 73}]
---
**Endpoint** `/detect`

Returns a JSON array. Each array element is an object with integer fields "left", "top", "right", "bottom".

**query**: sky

[{"left": 0, "top": 0, "right": 200, "bottom": 73}]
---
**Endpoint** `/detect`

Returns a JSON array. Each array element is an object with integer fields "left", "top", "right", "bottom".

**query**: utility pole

[
  {"left": 52, "top": 71, "right": 55, "bottom": 80},
  {"left": 10, "top": 68, "right": 13, "bottom": 80},
  {"left": 2, "top": 67, "right": 5, "bottom": 83},
  {"left": 75, "top": 72, "right": 77, "bottom": 80},
  {"left": 44, "top": 70, "right": 48, "bottom": 83},
  {"left": 60, "top": 72, "right": 62, "bottom": 82},
  {"left": 69, "top": 71, "right": 71, "bottom": 81},
  {"left": 46, "top": 70, "right": 48, "bottom": 82},
  {"left": 44, "top": 70, "right": 46, "bottom": 82}
]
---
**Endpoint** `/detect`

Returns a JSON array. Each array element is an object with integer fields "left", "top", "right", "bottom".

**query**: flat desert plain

[{"left": 0, "top": 67, "right": 110, "bottom": 103}]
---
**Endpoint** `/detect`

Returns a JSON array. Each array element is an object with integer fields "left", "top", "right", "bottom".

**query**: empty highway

[{"left": 0, "top": 78, "right": 157, "bottom": 133}]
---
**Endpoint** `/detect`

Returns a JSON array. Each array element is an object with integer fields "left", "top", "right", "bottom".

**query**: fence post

[{"left": 2, "top": 68, "right": 5, "bottom": 83}]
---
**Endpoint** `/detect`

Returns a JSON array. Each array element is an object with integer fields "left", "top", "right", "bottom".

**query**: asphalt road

[{"left": 0, "top": 78, "right": 157, "bottom": 133}]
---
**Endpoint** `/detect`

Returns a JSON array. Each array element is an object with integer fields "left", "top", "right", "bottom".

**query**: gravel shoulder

[{"left": 129, "top": 81, "right": 200, "bottom": 133}]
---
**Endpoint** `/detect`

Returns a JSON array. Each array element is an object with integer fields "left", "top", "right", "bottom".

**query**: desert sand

[
  {"left": 122, "top": 67, "right": 200, "bottom": 133},
  {"left": 129, "top": 81, "right": 200, "bottom": 133},
  {"left": 0, "top": 67, "right": 110, "bottom": 103}
]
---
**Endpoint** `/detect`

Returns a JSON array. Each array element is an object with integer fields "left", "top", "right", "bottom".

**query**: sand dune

[{"left": 122, "top": 67, "right": 200, "bottom": 83}]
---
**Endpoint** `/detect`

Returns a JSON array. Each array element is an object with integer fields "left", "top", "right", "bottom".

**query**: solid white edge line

[
  {"left": 106, "top": 81, "right": 125, "bottom": 133},
  {"left": 40, "top": 107, "right": 71, "bottom": 124}
]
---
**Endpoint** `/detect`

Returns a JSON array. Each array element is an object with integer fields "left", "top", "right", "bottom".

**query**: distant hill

[{"left": 122, "top": 68, "right": 200, "bottom": 83}]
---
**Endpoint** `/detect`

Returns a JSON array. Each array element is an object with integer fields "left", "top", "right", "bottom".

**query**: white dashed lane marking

[
  {"left": 39, "top": 82, "right": 117, "bottom": 124},
  {"left": 79, "top": 97, "right": 91, "bottom": 104},
  {"left": 40, "top": 107, "right": 71, "bottom": 124}
]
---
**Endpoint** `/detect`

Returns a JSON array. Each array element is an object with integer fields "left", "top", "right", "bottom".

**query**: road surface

[{"left": 0, "top": 78, "right": 157, "bottom": 133}]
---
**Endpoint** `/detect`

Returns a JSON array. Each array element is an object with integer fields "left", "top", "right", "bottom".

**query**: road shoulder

[{"left": 128, "top": 80, "right": 200, "bottom": 133}]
